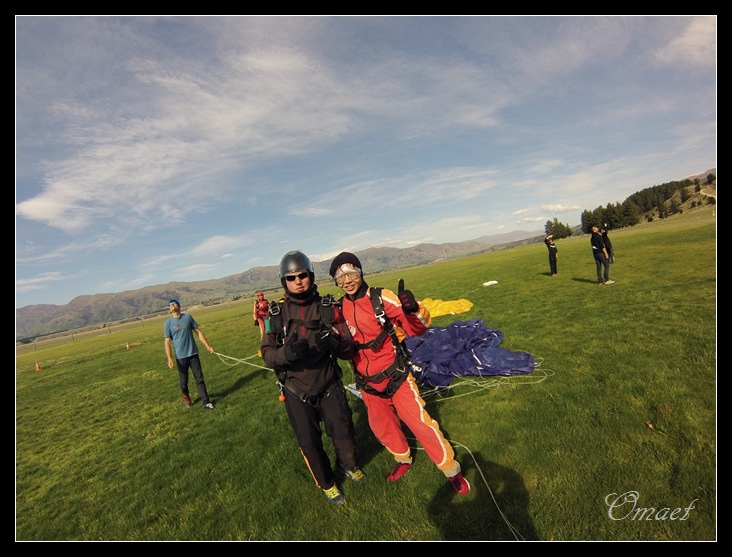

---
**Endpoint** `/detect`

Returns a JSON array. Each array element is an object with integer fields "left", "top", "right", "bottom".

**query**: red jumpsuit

[
  {"left": 340, "top": 285, "right": 459, "bottom": 475},
  {"left": 253, "top": 297, "right": 269, "bottom": 339}
]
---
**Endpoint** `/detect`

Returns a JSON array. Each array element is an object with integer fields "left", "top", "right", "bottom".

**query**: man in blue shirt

[{"left": 163, "top": 299, "right": 216, "bottom": 409}]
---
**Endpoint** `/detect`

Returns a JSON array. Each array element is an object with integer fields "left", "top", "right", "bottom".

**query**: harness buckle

[{"left": 374, "top": 307, "right": 386, "bottom": 327}]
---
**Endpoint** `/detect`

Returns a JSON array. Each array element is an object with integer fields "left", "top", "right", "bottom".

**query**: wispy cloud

[{"left": 16, "top": 16, "right": 716, "bottom": 307}]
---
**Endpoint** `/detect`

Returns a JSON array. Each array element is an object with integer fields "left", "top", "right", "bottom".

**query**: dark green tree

[
  {"left": 668, "top": 198, "right": 681, "bottom": 215},
  {"left": 619, "top": 199, "right": 641, "bottom": 227},
  {"left": 545, "top": 218, "right": 573, "bottom": 239}
]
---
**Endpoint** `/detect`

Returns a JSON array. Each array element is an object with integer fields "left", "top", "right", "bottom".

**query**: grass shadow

[
  {"left": 427, "top": 451, "right": 540, "bottom": 541},
  {"left": 210, "top": 365, "right": 269, "bottom": 401},
  {"left": 572, "top": 277, "right": 603, "bottom": 284}
]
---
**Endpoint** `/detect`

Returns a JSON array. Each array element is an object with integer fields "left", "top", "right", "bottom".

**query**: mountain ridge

[{"left": 16, "top": 229, "right": 543, "bottom": 340}]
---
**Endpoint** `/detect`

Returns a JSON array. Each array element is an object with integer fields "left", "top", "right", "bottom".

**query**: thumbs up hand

[{"left": 397, "top": 279, "right": 419, "bottom": 314}]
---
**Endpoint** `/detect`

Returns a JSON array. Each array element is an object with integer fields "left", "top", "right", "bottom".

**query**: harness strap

[
  {"left": 354, "top": 328, "right": 389, "bottom": 351},
  {"left": 355, "top": 364, "right": 408, "bottom": 399},
  {"left": 354, "top": 352, "right": 410, "bottom": 399},
  {"left": 359, "top": 357, "right": 401, "bottom": 384},
  {"left": 281, "top": 372, "right": 342, "bottom": 407},
  {"left": 289, "top": 318, "right": 321, "bottom": 330},
  {"left": 346, "top": 285, "right": 417, "bottom": 400}
]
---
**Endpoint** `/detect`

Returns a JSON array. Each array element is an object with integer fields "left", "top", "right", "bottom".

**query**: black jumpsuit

[{"left": 260, "top": 285, "right": 360, "bottom": 491}]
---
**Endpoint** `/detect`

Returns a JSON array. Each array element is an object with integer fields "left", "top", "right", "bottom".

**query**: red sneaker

[
  {"left": 386, "top": 462, "right": 412, "bottom": 482},
  {"left": 182, "top": 395, "right": 192, "bottom": 407},
  {"left": 448, "top": 473, "right": 471, "bottom": 496}
]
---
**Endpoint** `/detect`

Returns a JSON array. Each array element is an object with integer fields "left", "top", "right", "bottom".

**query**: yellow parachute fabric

[{"left": 421, "top": 298, "right": 473, "bottom": 318}]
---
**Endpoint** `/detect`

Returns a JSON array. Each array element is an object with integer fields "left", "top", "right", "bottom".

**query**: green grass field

[{"left": 15, "top": 209, "right": 716, "bottom": 541}]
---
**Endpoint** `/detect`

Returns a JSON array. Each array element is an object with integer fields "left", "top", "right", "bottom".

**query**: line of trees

[{"left": 545, "top": 172, "right": 716, "bottom": 239}]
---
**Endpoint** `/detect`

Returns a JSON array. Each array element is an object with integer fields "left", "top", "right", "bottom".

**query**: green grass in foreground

[{"left": 16, "top": 210, "right": 716, "bottom": 541}]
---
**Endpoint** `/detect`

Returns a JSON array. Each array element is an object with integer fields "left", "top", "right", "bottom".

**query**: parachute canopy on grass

[
  {"left": 421, "top": 298, "right": 473, "bottom": 317},
  {"left": 405, "top": 318, "right": 537, "bottom": 388}
]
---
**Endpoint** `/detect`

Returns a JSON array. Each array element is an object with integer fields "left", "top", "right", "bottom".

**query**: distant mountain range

[{"left": 15, "top": 230, "right": 543, "bottom": 340}]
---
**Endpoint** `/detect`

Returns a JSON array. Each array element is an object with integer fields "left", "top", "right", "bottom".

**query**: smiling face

[{"left": 334, "top": 264, "right": 362, "bottom": 296}]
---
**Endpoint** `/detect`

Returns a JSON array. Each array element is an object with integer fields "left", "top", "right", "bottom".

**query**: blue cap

[{"left": 168, "top": 300, "right": 180, "bottom": 307}]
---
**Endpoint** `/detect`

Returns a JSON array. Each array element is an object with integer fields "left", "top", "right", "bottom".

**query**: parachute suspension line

[
  {"left": 452, "top": 438, "right": 525, "bottom": 542},
  {"left": 417, "top": 377, "right": 510, "bottom": 401},
  {"left": 212, "top": 351, "right": 274, "bottom": 371},
  {"left": 418, "top": 362, "right": 554, "bottom": 403},
  {"left": 342, "top": 358, "right": 554, "bottom": 402},
  {"left": 407, "top": 436, "right": 525, "bottom": 542}
]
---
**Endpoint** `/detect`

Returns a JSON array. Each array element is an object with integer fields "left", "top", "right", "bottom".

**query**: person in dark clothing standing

[
  {"left": 601, "top": 224, "right": 614, "bottom": 263},
  {"left": 544, "top": 234, "right": 558, "bottom": 276},
  {"left": 260, "top": 250, "right": 365, "bottom": 506},
  {"left": 591, "top": 226, "right": 614, "bottom": 285}
]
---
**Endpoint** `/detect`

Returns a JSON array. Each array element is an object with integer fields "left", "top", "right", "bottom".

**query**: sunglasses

[{"left": 285, "top": 271, "right": 310, "bottom": 282}]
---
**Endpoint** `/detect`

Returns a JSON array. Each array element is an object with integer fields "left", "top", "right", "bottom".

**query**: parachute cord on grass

[
  {"left": 406, "top": 435, "right": 524, "bottom": 541},
  {"left": 450, "top": 439, "right": 526, "bottom": 541},
  {"left": 420, "top": 364, "right": 555, "bottom": 402},
  {"left": 213, "top": 352, "right": 272, "bottom": 371},
  {"left": 342, "top": 357, "right": 553, "bottom": 402}
]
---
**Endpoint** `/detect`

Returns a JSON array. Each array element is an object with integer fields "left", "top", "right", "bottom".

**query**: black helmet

[{"left": 278, "top": 250, "right": 315, "bottom": 287}]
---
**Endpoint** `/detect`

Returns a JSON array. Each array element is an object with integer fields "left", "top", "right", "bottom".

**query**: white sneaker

[{"left": 604, "top": 280, "right": 615, "bottom": 285}]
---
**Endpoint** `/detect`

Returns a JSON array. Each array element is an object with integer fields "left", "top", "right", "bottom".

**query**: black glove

[
  {"left": 253, "top": 319, "right": 259, "bottom": 327},
  {"left": 397, "top": 278, "right": 419, "bottom": 314},
  {"left": 284, "top": 333, "right": 310, "bottom": 363},
  {"left": 313, "top": 328, "right": 339, "bottom": 356}
]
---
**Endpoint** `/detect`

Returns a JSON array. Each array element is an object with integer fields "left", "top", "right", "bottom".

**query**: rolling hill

[{"left": 15, "top": 230, "right": 543, "bottom": 340}]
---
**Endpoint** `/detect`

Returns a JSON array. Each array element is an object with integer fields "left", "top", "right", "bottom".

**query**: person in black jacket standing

[
  {"left": 591, "top": 226, "right": 614, "bottom": 285},
  {"left": 260, "top": 250, "right": 365, "bottom": 506},
  {"left": 601, "top": 224, "right": 614, "bottom": 263},
  {"left": 544, "top": 234, "right": 558, "bottom": 276}
]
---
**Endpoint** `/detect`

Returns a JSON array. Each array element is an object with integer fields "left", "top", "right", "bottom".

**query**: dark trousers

[
  {"left": 176, "top": 354, "right": 211, "bottom": 404},
  {"left": 594, "top": 252, "right": 610, "bottom": 283},
  {"left": 284, "top": 381, "right": 359, "bottom": 490},
  {"left": 549, "top": 254, "right": 557, "bottom": 275}
]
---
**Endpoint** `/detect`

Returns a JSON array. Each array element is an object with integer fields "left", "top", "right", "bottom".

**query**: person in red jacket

[
  {"left": 252, "top": 290, "right": 269, "bottom": 340},
  {"left": 329, "top": 251, "right": 470, "bottom": 496}
]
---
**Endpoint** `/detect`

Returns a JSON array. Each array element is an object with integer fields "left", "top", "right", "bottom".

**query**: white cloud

[{"left": 655, "top": 17, "right": 717, "bottom": 69}]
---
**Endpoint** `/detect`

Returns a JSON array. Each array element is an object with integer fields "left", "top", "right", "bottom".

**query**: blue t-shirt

[{"left": 163, "top": 313, "right": 199, "bottom": 359}]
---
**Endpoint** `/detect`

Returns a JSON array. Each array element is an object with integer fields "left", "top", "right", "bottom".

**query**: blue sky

[{"left": 15, "top": 16, "right": 716, "bottom": 309}]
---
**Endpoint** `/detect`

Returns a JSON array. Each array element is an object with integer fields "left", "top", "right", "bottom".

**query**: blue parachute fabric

[{"left": 404, "top": 318, "right": 536, "bottom": 389}]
